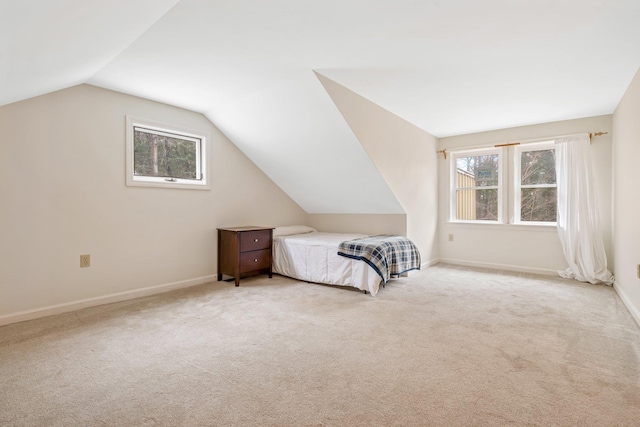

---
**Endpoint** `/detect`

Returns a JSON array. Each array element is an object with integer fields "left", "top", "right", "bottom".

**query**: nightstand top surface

[{"left": 217, "top": 226, "right": 274, "bottom": 232}]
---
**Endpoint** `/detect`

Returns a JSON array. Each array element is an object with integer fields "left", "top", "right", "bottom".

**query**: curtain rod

[{"left": 435, "top": 131, "right": 608, "bottom": 159}]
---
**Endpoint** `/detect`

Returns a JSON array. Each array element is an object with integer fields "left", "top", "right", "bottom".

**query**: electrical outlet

[
  {"left": 80, "top": 254, "right": 90, "bottom": 268},
  {"left": 448, "top": 234, "right": 454, "bottom": 242}
]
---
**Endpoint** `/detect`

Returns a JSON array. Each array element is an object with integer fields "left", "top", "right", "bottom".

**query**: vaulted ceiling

[{"left": 3, "top": 0, "right": 639, "bottom": 213}]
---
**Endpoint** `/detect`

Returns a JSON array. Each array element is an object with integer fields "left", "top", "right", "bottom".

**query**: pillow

[{"left": 273, "top": 225, "right": 317, "bottom": 237}]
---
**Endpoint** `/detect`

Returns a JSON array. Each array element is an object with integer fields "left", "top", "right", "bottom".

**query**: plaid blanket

[{"left": 337, "top": 235, "right": 421, "bottom": 284}]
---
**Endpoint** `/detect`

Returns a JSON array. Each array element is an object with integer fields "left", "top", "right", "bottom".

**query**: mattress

[{"left": 272, "top": 232, "right": 382, "bottom": 295}]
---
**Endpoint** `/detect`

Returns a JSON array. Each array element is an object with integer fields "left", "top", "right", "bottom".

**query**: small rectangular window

[
  {"left": 451, "top": 148, "right": 502, "bottom": 222},
  {"left": 126, "top": 116, "right": 210, "bottom": 190}
]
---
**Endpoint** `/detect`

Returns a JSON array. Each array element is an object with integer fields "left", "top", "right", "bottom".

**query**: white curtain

[{"left": 555, "top": 133, "right": 613, "bottom": 285}]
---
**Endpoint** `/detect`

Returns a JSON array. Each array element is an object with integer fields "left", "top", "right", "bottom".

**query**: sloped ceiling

[
  {"left": 0, "top": 0, "right": 182, "bottom": 105},
  {"left": 3, "top": 0, "right": 640, "bottom": 213}
]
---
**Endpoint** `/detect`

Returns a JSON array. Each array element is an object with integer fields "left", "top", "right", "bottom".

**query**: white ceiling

[
  {"left": 0, "top": 0, "right": 182, "bottom": 105},
  {"left": 3, "top": 0, "right": 639, "bottom": 213}
]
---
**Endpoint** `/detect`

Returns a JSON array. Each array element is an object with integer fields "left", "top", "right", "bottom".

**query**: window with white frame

[
  {"left": 451, "top": 148, "right": 503, "bottom": 222},
  {"left": 514, "top": 142, "right": 556, "bottom": 224},
  {"left": 449, "top": 141, "right": 556, "bottom": 225},
  {"left": 125, "top": 116, "right": 210, "bottom": 190}
]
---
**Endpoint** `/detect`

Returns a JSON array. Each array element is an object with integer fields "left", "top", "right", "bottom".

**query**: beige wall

[
  {"left": 438, "top": 115, "right": 613, "bottom": 275},
  {"left": 612, "top": 68, "right": 640, "bottom": 325},
  {"left": 308, "top": 214, "right": 406, "bottom": 236},
  {"left": 317, "top": 74, "right": 439, "bottom": 265},
  {"left": 1, "top": 79, "right": 629, "bottom": 323},
  {"left": 0, "top": 84, "right": 307, "bottom": 322}
]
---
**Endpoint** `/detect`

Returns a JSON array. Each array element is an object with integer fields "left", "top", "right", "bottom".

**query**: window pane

[
  {"left": 456, "top": 154, "right": 499, "bottom": 187},
  {"left": 521, "top": 188, "right": 557, "bottom": 222},
  {"left": 456, "top": 189, "right": 498, "bottom": 221},
  {"left": 521, "top": 149, "right": 556, "bottom": 185},
  {"left": 134, "top": 129, "right": 198, "bottom": 180}
]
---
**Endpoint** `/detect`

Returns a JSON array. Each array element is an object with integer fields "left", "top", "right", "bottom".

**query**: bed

[{"left": 271, "top": 225, "right": 421, "bottom": 296}]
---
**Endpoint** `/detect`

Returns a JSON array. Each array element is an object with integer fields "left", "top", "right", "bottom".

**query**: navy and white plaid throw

[{"left": 337, "top": 235, "right": 421, "bottom": 284}]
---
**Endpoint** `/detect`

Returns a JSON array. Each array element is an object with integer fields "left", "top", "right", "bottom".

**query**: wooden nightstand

[{"left": 217, "top": 226, "right": 274, "bottom": 286}]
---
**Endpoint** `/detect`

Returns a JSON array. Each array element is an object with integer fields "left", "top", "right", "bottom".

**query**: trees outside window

[
  {"left": 516, "top": 144, "right": 556, "bottom": 223},
  {"left": 453, "top": 150, "right": 501, "bottom": 222},
  {"left": 133, "top": 127, "right": 198, "bottom": 180},
  {"left": 125, "top": 116, "right": 210, "bottom": 190},
  {"left": 450, "top": 141, "right": 556, "bottom": 225}
]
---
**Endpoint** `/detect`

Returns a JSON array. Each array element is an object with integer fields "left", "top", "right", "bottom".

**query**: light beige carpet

[{"left": 1, "top": 264, "right": 639, "bottom": 426}]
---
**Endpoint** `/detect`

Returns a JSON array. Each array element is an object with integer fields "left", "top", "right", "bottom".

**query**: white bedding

[{"left": 272, "top": 232, "right": 382, "bottom": 295}]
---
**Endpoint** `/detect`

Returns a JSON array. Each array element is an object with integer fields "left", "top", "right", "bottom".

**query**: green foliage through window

[{"left": 133, "top": 127, "right": 199, "bottom": 180}]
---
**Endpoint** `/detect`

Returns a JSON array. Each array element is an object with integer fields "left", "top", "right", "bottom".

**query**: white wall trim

[
  {"left": 613, "top": 281, "right": 640, "bottom": 329},
  {"left": 421, "top": 258, "right": 440, "bottom": 269},
  {"left": 436, "top": 258, "right": 558, "bottom": 276},
  {"left": 0, "top": 275, "right": 217, "bottom": 327},
  {"left": 404, "top": 258, "right": 440, "bottom": 277}
]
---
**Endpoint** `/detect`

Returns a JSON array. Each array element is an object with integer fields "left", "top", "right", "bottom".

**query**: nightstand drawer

[
  {"left": 239, "top": 249, "right": 271, "bottom": 272},
  {"left": 240, "top": 230, "right": 271, "bottom": 252}
]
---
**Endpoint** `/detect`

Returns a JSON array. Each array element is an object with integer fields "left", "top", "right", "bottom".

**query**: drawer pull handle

[
  {"left": 254, "top": 259, "right": 258, "bottom": 262},
  {"left": 254, "top": 238, "right": 259, "bottom": 242}
]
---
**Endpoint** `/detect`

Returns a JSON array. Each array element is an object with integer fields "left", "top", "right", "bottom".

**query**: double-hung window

[
  {"left": 514, "top": 142, "right": 557, "bottom": 224},
  {"left": 451, "top": 148, "right": 503, "bottom": 223},
  {"left": 125, "top": 116, "right": 210, "bottom": 190},
  {"left": 449, "top": 141, "right": 556, "bottom": 225}
]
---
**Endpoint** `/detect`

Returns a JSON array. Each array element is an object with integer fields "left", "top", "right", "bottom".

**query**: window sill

[
  {"left": 446, "top": 221, "right": 557, "bottom": 232},
  {"left": 127, "top": 177, "right": 211, "bottom": 190}
]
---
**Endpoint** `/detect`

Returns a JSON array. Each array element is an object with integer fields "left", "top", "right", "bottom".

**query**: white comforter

[{"left": 272, "top": 232, "right": 382, "bottom": 295}]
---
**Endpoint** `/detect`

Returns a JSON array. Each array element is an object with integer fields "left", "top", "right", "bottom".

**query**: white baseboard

[
  {"left": 0, "top": 275, "right": 217, "bottom": 327},
  {"left": 436, "top": 258, "right": 558, "bottom": 276},
  {"left": 613, "top": 281, "right": 640, "bottom": 329},
  {"left": 421, "top": 258, "right": 440, "bottom": 269}
]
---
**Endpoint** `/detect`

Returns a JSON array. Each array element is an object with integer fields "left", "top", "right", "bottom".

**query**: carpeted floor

[{"left": 1, "top": 264, "right": 639, "bottom": 426}]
